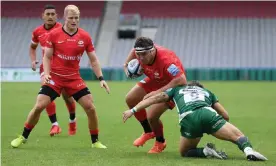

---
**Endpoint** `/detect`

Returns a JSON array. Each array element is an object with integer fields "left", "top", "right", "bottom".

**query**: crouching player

[{"left": 123, "top": 81, "right": 267, "bottom": 161}]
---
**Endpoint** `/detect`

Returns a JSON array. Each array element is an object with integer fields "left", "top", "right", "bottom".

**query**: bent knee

[
  {"left": 125, "top": 94, "right": 139, "bottom": 107},
  {"left": 34, "top": 104, "right": 46, "bottom": 112},
  {"left": 147, "top": 116, "right": 159, "bottom": 123},
  {"left": 179, "top": 150, "right": 189, "bottom": 157},
  {"left": 84, "top": 104, "right": 96, "bottom": 113}
]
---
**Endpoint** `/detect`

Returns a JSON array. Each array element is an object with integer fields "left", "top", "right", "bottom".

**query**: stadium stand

[
  {"left": 1, "top": 1, "right": 276, "bottom": 80},
  {"left": 108, "top": 1, "right": 276, "bottom": 68},
  {"left": 1, "top": 1, "right": 104, "bottom": 67}
]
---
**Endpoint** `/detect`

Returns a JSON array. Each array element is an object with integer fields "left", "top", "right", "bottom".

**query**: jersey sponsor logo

[
  {"left": 57, "top": 54, "right": 81, "bottom": 61},
  {"left": 167, "top": 64, "right": 180, "bottom": 76},
  {"left": 67, "top": 39, "right": 76, "bottom": 42},
  {"left": 57, "top": 41, "right": 64, "bottom": 44},
  {"left": 78, "top": 40, "right": 84, "bottom": 47}
]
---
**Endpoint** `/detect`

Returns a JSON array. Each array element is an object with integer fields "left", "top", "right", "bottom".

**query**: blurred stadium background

[
  {"left": 2, "top": 1, "right": 276, "bottom": 81},
  {"left": 1, "top": 1, "right": 276, "bottom": 166}
]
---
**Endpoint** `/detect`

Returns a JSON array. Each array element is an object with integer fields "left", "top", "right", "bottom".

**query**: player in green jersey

[{"left": 123, "top": 81, "right": 267, "bottom": 161}]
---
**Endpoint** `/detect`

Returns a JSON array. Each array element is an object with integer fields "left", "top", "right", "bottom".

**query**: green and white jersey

[{"left": 165, "top": 86, "right": 218, "bottom": 122}]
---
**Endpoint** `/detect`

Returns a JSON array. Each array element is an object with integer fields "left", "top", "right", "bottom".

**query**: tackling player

[
  {"left": 123, "top": 81, "right": 267, "bottom": 161},
  {"left": 11, "top": 5, "right": 110, "bottom": 149},
  {"left": 124, "top": 37, "right": 187, "bottom": 153},
  {"left": 30, "top": 4, "right": 77, "bottom": 136}
]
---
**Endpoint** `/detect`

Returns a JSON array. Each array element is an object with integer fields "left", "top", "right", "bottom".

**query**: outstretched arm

[
  {"left": 212, "top": 102, "right": 229, "bottom": 121},
  {"left": 123, "top": 92, "right": 170, "bottom": 123},
  {"left": 144, "top": 73, "right": 186, "bottom": 99}
]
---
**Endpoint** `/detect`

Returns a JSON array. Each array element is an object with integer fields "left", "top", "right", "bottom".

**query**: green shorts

[{"left": 180, "top": 107, "right": 226, "bottom": 139}]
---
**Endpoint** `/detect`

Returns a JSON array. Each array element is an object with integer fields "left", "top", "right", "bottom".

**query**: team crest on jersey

[{"left": 78, "top": 40, "right": 84, "bottom": 47}]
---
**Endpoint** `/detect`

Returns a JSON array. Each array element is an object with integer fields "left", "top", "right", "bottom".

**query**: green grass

[{"left": 1, "top": 81, "right": 276, "bottom": 166}]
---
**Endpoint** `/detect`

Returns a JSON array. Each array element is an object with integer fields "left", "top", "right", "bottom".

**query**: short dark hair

[
  {"left": 44, "top": 4, "right": 56, "bottom": 11},
  {"left": 134, "top": 37, "right": 154, "bottom": 51},
  {"left": 188, "top": 80, "right": 204, "bottom": 88}
]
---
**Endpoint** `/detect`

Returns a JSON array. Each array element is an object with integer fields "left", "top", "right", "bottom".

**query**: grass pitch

[{"left": 1, "top": 81, "right": 276, "bottom": 166}]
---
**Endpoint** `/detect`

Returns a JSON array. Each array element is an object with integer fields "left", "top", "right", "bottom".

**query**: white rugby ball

[{"left": 127, "top": 59, "right": 144, "bottom": 78}]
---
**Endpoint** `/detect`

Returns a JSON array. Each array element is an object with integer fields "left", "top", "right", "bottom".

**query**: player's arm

[
  {"left": 86, "top": 35, "right": 110, "bottom": 93},
  {"left": 87, "top": 51, "right": 110, "bottom": 94},
  {"left": 30, "top": 31, "right": 39, "bottom": 71},
  {"left": 157, "top": 74, "right": 186, "bottom": 93},
  {"left": 144, "top": 63, "right": 187, "bottom": 99},
  {"left": 42, "top": 33, "right": 54, "bottom": 84},
  {"left": 123, "top": 49, "right": 136, "bottom": 77},
  {"left": 43, "top": 47, "right": 53, "bottom": 77},
  {"left": 87, "top": 51, "right": 104, "bottom": 78},
  {"left": 124, "top": 48, "right": 136, "bottom": 67},
  {"left": 212, "top": 102, "right": 229, "bottom": 121},
  {"left": 123, "top": 92, "right": 170, "bottom": 122}
]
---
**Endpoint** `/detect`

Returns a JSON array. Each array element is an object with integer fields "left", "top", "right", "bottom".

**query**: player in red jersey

[
  {"left": 30, "top": 4, "right": 77, "bottom": 137},
  {"left": 11, "top": 5, "right": 109, "bottom": 149},
  {"left": 124, "top": 37, "right": 187, "bottom": 153}
]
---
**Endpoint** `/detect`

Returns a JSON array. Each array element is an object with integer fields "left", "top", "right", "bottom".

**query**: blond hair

[{"left": 64, "top": 5, "right": 80, "bottom": 17}]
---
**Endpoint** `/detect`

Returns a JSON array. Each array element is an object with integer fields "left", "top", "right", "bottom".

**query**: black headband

[{"left": 134, "top": 45, "right": 154, "bottom": 52}]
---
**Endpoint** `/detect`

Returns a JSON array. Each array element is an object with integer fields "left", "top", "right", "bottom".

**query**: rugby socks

[
  {"left": 66, "top": 102, "right": 76, "bottom": 122},
  {"left": 185, "top": 148, "right": 206, "bottom": 158},
  {"left": 46, "top": 102, "right": 58, "bottom": 124},
  {"left": 22, "top": 123, "right": 35, "bottom": 139},
  {"left": 90, "top": 129, "right": 99, "bottom": 143},
  {"left": 155, "top": 121, "right": 165, "bottom": 143},
  {"left": 235, "top": 136, "right": 253, "bottom": 155},
  {"left": 134, "top": 109, "right": 152, "bottom": 133},
  {"left": 140, "top": 119, "right": 152, "bottom": 133}
]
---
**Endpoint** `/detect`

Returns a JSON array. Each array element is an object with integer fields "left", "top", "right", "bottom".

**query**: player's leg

[
  {"left": 11, "top": 85, "right": 60, "bottom": 148},
  {"left": 179, "top": 111, "right": 227, "bottom": 159},
  {"left": 40, "top": 72, "right": 61, "bottom": 136},
  {"left": 61, "top": 90, "right": 76, "bottom": 135},
  {"left": 72, "top": 88, "right": 106, "bottom": 148},
  {"left": 212, "top": 122, "right": 268, "bottom": 161},
  {"left": 179, "top": 136, "right": 226, "bottom": 159},
  {"left": 125, "top": 78, "right": 155, "bottom": 146},
  {"left": 146, "top": 103, "right": 168, "bottom": 153}
]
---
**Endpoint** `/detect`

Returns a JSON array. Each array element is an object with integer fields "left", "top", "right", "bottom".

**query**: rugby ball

[{"left": 127, "top": 59, "right": 144, "bottom": 78}]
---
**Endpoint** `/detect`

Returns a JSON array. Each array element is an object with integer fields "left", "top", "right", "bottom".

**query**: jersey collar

[
  {"left": 62, "top": 26, "right": 78, "bottom": 37},
  {"left": 43, "top": 22, "right": 57, "bottom": 30}
]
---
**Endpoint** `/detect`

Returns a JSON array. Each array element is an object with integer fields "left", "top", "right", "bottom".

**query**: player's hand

[
  {"left": 143, "top": 91, "right": 158, "bottom": 100},
  {"left": 122, "top": 110, "right": 134, "bottom": 123},
  {"left": 44, "top": 74, "right": 51, "bottom": 84},
  {"left": 123, "top": 65, "right": 131, "bottom": 78},
  {"left": 100, "top": 80, "right": 110, "bottom": 94},
  {"left": 31, "top": 61, "right": 39, "bottom": 71}
]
